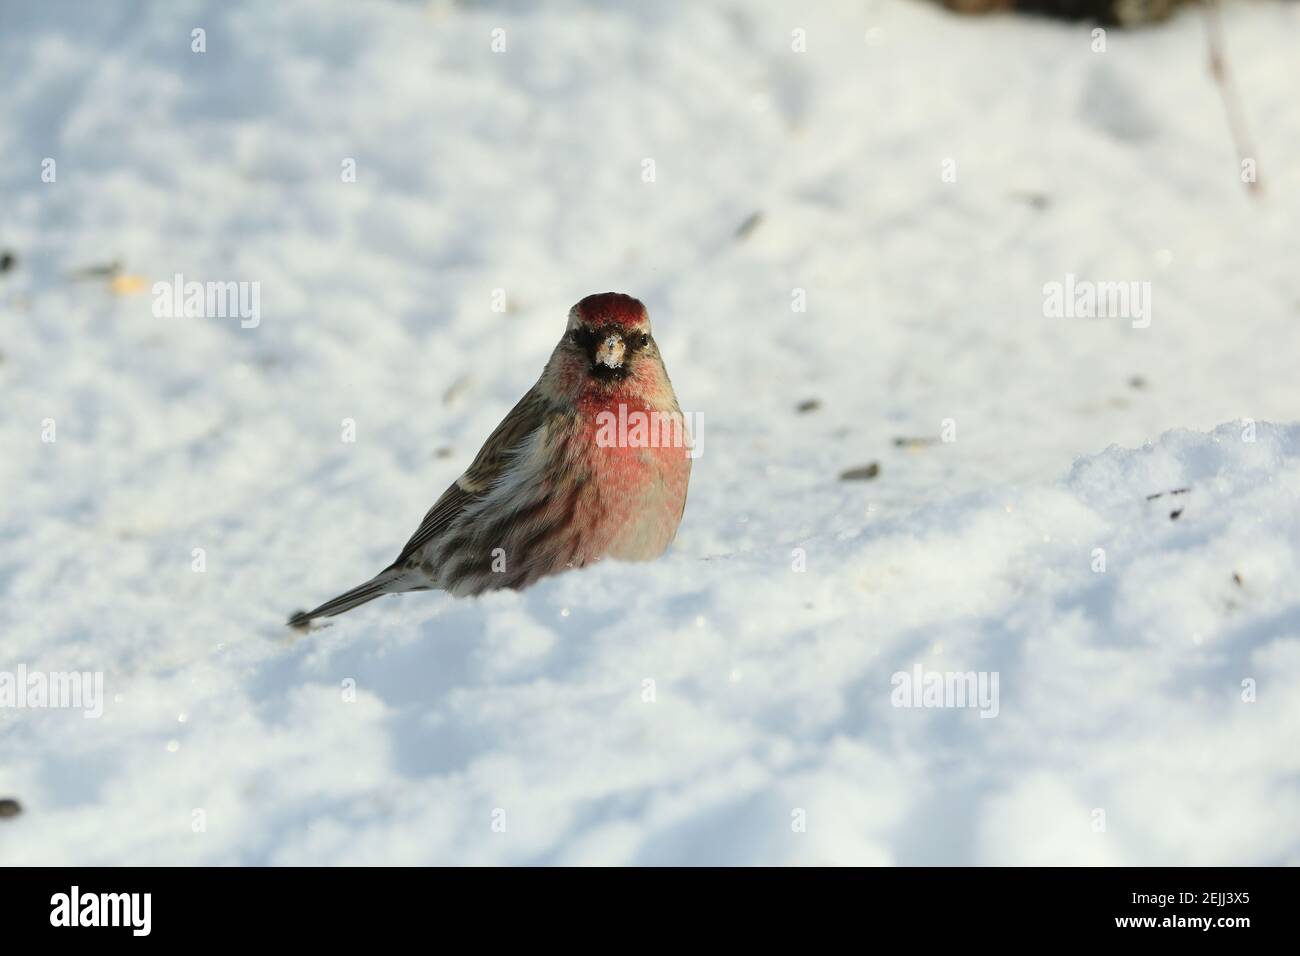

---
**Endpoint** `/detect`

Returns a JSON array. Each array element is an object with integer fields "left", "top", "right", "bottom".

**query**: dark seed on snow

[
  {"left": 734, "top": 211, "right": 763, "bottom": 239},
  {"left": 1146, "top": 487, "right": 1190, "bottom": 501},
  {"left": 839, "top": 462, "right": 880, "bottom": 481}
]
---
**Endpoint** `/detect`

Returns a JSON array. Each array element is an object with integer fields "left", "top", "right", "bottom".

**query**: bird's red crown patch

[{"left": 576, "top": 292, "right": 648, "bottom": 329}]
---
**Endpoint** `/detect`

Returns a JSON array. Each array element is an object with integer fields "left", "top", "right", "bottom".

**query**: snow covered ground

[{"left": 2, "top": 0, "right": 1299, "bottom": 865}]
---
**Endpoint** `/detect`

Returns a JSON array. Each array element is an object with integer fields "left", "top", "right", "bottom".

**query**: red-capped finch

[{"left": 288, "top": 293, "right": 691, "bottom": 627}]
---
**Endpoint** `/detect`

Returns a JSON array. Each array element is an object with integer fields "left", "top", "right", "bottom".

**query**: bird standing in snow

[{"left": 288, "top": 292, "right": 692, "bottom": 627}]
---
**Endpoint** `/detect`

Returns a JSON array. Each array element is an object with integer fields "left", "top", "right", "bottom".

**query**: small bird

[{"left": 288, "top": 292, "right": 692, "bottom": 627}]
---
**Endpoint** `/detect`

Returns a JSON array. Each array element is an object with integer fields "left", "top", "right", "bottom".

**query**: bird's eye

[{"left": 636, "top": 333, "right": 650, "bottom": 348}]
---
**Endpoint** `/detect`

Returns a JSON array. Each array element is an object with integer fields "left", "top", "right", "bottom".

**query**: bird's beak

[{"left": 594, "top": 333, "right": 626, "bottom": 369}]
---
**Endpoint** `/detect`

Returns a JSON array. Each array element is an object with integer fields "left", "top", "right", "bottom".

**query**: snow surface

[{"left": 2, "top": 0, "right": 1299, "bottom": 864}]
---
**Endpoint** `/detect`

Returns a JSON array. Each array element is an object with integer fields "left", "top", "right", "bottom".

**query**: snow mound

[{"left": 4, "top": 424, "right": 1298, "bottom": 865}]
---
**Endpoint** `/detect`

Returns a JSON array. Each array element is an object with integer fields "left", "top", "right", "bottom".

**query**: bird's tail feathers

[{"left": 287, "top": 567, "right": 408, "bottom": 628}]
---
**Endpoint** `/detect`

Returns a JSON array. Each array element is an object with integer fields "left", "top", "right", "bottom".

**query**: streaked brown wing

[
  {"left": 390, "top": 385, "right": 551, "bottom": 567},
  {"left": 459, "top": 384, "right": 551, "bottom": 493}
]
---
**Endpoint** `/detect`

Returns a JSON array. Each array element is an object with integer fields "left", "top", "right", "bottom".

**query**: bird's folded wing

[{"left": 391, "top": 385, "right": 551, "bottom": 566}]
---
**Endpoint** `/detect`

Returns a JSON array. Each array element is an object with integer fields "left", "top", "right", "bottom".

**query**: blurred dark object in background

[{"left": 937, "top": 0, "right": 1193, "bottom": 26}]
